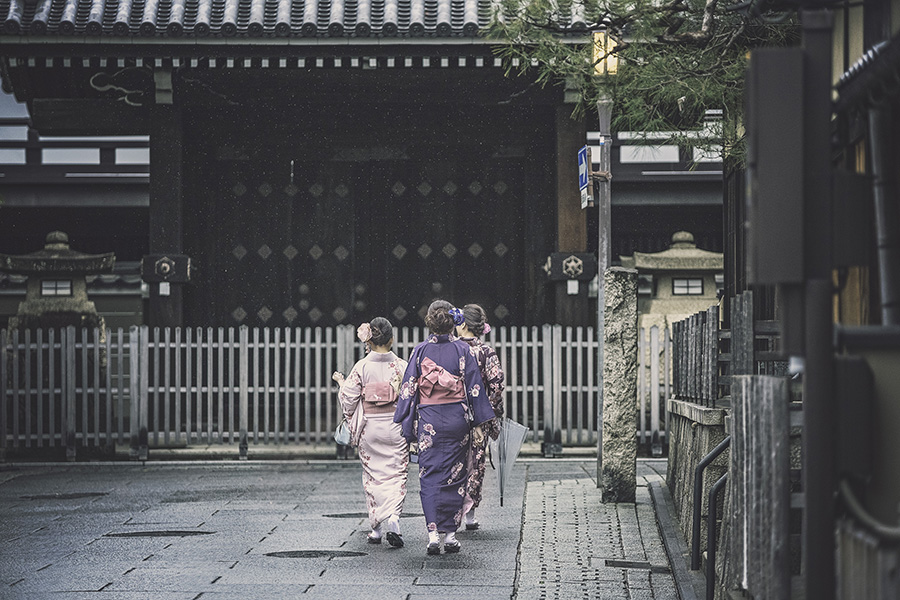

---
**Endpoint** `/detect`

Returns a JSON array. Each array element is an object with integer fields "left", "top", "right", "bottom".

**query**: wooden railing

[{"left": 672, "top": 291, "right": 787, "bottom": 408}]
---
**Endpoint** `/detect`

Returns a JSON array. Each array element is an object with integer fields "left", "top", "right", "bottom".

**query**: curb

[{"left": 649, "top": 479, "right": 707, "bottom": 600}]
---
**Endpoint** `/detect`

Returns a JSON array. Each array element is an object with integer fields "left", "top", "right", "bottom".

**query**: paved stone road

[
  {"left": 517, "top": 459, "right": 676, "bottom": 600},
  {"left": 0, "top": 458, "right": 678, "bottom": 600}
]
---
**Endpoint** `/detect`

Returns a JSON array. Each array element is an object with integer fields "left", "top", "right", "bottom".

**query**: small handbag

[{"left": 334, "top": 419, "right": 351, "bottom": 445}]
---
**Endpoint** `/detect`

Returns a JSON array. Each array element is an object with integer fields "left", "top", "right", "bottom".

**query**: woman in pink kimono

[
  {"left": 333, "top": 317, "right": 409, "bottom": 548},
  {"left": 457, "top": 304, "right": 505, "bottom": 531}
]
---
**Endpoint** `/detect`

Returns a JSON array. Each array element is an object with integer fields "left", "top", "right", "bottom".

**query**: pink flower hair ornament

[
  {"left": 483, "top": 322, "right": 492, "bottom": 335},
  {"left": 357, "top": 323, "right": 373, "bottom": 343}
]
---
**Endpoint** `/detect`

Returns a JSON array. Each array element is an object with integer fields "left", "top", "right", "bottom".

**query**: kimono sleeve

[
  {"left": 337, "top": 360, "right": 364, "bottom": 421},
  {"left": 463, "top": 346, "right": 495, "bottom": 426},
  {"left": 484, "top": 346, "right": 506, "bottom": 419},
  {"left": 393, "top": 347, "right": 421, "bottom": 442}
]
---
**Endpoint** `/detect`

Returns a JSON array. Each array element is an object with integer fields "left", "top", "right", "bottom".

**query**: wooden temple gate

[{"left": 181, "top": 100, "right": 555, "bottom": 329}]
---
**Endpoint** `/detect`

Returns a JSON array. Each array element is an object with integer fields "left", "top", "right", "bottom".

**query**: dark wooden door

[{"left": 183, "top": 102, "right": 552, "bottom": 327}]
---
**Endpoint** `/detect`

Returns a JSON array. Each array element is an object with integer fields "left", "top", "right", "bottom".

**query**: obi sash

[
  {"left": 361, "top": 381, "right": 396, "bottom": 415},
  {"left": 418, "top": 357, "right": 465, "bottom": 406}
]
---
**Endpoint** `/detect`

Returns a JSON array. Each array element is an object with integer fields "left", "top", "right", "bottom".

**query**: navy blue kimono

[{"left": 394, "top": 334, "right": 495, "bottom": 533}]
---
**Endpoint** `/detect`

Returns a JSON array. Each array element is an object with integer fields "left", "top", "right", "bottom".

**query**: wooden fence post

[
  {"left": 65, "top": 326, "right": 76, "bottom": 461},
  {"left": 650, "top": 325, "right": 661, "bottom": 456},
  {"left": 638, "top": 327, "right": 646, "bottom": 447},
  {"left": 239, "top": 325, "right": 248, "bottom": 460},
  {"left": 11, "top": 329, "right": 19, "bottom": 449},
  {"left": 542, "top": 324, "right": 561, "bottom": 457},
  {"left": 732, "top": 291, "right": 754, "bottom": 376},
  {"left": 139, "top": 326, "right": 149, "bottom": 460},
  {"left": 24, "top": 329, "right": 31, "bottom": 449},
  {"left": 663, "top": 325, "right": 671, "bottom": 437},
  {"left": 725, "top": 375, "right": 790, "bottom": 600},
  {"left": 706, "top": 305, "right": 719, "bottom": 406},
  {"left": 1, "top": 329, "right": 7, "bottom": 459},
  {"left": 129, "top": 326, "right": 139, "bottom": 459}
]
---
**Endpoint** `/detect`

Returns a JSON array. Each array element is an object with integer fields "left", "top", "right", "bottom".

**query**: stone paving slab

[
  {"left": 0, "top": 457, "right": 688, "bottom": 600},
  {"left": 516, "top": 459, "right": 676, "bottom": 600}
]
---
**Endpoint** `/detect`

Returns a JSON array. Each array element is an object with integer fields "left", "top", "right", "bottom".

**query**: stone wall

[{"left": 666, "top": 398, "right": 728, "bottom": 554}]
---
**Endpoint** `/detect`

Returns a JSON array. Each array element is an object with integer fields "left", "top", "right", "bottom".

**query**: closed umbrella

[{"left": 488, "top": 418, "right": 529, "bottom": 506}]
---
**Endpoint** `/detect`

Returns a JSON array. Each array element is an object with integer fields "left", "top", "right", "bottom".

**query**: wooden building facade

[
  {"left": 0, "top": 0, "right": 724, "bottom": 328},
  {"left": 0, "top": 0, "right": 591, "bottom": 328}
]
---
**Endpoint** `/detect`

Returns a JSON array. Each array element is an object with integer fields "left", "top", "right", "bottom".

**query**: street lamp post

[
  {"left": 595, "top": 94, "right": 612, "bottom": 486},
  {"left": 592, "top": 23, "right": 615, "bottom": 487}
]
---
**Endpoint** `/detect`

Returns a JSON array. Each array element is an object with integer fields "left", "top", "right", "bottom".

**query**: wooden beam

[
  {"left": 147, "top": 103, "right": 184, "bottom": 327},
  {"left": 556, "top": 105, "right": 587, "bottom": 252},
  {"left": 30, "top": 99, "right": 149, "bottom": 136},
  {"left": 554, "top": 104, "right": 589, "bottom": 325}
]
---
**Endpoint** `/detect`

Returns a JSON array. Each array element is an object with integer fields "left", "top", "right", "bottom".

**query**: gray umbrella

[{"left": 488, "top": 418, "right": 529, "bottom": 507}]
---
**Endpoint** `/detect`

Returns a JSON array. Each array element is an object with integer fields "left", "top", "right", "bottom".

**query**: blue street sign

[{"left": 578, "top": 146, "right": 589, "bottom": 190}]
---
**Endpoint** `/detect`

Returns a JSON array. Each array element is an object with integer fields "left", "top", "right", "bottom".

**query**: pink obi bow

[
  {"left": 418, "top": 357, "right": 464, "bottom": 402},
  {"left": 362, "top": 381, "right": 395, "bottom": 406}
]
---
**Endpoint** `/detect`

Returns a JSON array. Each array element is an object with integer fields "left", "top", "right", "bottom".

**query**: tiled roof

[{"left": 0, "top": 0, "right": 547, "bottom": 39}]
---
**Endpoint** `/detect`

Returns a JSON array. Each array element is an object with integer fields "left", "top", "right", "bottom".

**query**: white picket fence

[
  {"left": 1, "top": 324, "right": 669, "bottom": 459},
  {"left": 638, "top": 325, "right": 672, "bottom": 456}
]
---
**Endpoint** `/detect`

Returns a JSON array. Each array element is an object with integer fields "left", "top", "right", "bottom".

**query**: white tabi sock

[{"left": 385, "top": 515, "right": 401, "bottom": 535}]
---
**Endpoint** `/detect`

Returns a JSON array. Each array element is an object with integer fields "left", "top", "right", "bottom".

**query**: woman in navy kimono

[{"left": 394, "top": 300, "right": 496, "bottom": 555}]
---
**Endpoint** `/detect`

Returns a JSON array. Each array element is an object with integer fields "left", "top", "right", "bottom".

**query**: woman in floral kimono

[
  {"left": 333, "top": 317, "right": 409, "bottom": 548},
  {"left": 394, "top": 300, "right": 496, "bottom": 555},
  {"left": 456, "top": 304, "right": 505, "bottom": 531}
]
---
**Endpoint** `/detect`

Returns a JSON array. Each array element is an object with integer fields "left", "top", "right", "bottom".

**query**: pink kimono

[{"left": 338, "top": 351, "right": 409, "bottom": 530}]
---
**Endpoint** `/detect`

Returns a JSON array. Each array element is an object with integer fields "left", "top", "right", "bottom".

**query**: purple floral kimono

[
  {"left": 393, "top": 334, "right": 495, "bottom": 533},
  {"left": 459, "top": 336, "right": 505, "bottom": 512}
]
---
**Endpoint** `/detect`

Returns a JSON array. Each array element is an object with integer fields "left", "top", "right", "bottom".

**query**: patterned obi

[
  {"left": 361, "top": 381, "right": 396, "bottom": 415},
  {"left": 418, "top": 357, "right": 465, "bottom": 406}
]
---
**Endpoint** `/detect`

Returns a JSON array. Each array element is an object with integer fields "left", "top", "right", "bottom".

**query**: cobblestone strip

[{"left": 515, "top": 463, "right": 678, "bottom": 600}]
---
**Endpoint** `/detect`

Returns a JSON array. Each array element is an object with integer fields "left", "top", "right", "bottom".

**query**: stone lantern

[
  {"left": 620, "top": 231, "right": 724, "bottom": 333},
  {"left": 0, "top": 231, "right": 115, "bottom": 331}
]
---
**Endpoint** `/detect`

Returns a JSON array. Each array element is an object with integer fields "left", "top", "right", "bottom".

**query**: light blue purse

[{"left": 334, "top": 420, "right": 351, "bottom": 446}]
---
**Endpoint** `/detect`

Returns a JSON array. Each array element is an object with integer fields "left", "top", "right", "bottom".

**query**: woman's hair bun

[
  {"left": 424, "top": 300, "right": 455, "bottom": 335},
  {"left": 462, "top": 304, "right": 487, "bottom": 336},
  {"left": 369, "top": 317, "right": 393, "bottom": 347}
]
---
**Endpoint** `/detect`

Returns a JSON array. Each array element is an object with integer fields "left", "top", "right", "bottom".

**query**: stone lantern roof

[
  {"left": 0, "top": 231, "right": 115, "bottom": 275},
  {"left": 620, "top": 231, "right": 723, "bottom": 272}
]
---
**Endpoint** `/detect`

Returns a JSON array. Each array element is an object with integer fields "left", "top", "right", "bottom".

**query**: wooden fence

[
  {"left": 717, "top": 375, "right": 791, "bottom": 600},
  {"left": 1, "top": 323, "right": 673, "bottom": 459},
  {"left": 672, "top": 291, "right": 787, "bottom": 408},
  {"left": 638, "top": 324, "right": 672, "bottom": 455},
  {"left": 670, "top": 291, "right": 796, "bottom": 600}
]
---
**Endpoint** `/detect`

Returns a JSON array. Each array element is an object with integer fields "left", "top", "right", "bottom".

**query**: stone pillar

[{"left": 601, "top": 267, "right": 638, "bottom": 503}]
